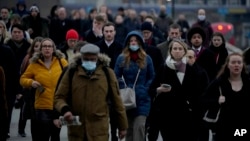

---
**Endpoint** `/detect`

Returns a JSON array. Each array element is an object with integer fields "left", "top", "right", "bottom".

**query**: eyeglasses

[{"left": 41, "top": 45, "right": 53, "bottom": 48}]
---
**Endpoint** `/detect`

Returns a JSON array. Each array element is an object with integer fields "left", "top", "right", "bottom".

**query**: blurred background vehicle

[{"left": 211, "top": 22, "right": 235, "bottom": 45}]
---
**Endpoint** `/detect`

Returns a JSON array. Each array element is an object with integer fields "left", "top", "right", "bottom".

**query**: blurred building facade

[{"left": 1, "top": 0, "right": 250, "bottom": 48}]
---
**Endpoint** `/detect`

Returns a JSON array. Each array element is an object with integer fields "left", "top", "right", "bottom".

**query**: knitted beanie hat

[
  {"left": 66, "top": 29, "right": 79, "bottom": 40},
  {"left": 140, "top": 22, "right": 153, "bottom": 31}
]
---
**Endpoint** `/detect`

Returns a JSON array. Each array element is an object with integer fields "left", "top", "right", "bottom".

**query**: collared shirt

[
  {"left": 192, "top": 46, "right": 202, "bottom": 57},
  {"left": 105, "top": 40, "right": 114, "bottom": 48},
  {"left": 192, "top": 46, "right": 202, "bottom": 52},
  {"left": 92, "top": 28, "right": 103, "bottom": 38}
]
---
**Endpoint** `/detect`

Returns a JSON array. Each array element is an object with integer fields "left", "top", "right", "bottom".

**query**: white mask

[
  {"left": 198, "top": 15, "right": 206, "bottom": 21},
  {"left": 81, "top": 61, "right": 97, "bottom": 71},
  {"left": 129, "top": 45, "right": 140, "bottom": 51}
]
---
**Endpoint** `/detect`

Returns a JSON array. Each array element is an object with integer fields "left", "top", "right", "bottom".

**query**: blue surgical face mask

[
  {"left": 129, "top": 45, "right": 140, "bottom": 51},
  {"left": 198, "top": 15, "right": 206, "bottom": 21},
  {"left": 81, "top": 61, "right": 97, "bottom": 71}
]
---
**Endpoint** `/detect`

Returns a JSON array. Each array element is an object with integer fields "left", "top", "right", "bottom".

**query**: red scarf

[
  {"left": 130, "top": 52, "right": 139, "bottom": 61},
  {"left": 145, "top": 38, "right": 152, "bottom": 46}
]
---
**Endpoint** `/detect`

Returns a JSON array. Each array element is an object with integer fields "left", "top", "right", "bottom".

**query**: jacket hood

[
  {"left": 68, "top": 53, "right": 111, "bottom": 69},
  {"left": 16, "top": 0, "right": 27, "bottom": 9},
  {"left": 29, "top": 49, "right": 65, "bottom": 63},
  {"left": 124, "top": 30, "right": 145, "bottom": 49}
]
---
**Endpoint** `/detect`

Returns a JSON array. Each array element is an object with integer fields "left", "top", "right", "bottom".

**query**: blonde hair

[
  {"left": 168, "top": 39, "right": 188, "bottom": 58},
  {"left": 0, "top": 20, "right": 11, "bottom": 39},
  {"left": 40, "top": 38, "right": 57, "bottom": 52}
]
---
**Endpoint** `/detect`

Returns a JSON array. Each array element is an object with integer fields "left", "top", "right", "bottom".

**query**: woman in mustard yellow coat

[{"left": 20, "top": 38, "right": 68, "bottom": 141}]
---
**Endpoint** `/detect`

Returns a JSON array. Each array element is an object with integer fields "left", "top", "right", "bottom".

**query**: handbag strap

[
  {"left": 121, "top": 76, "right": 127, "bottom": 88},
  {"left": 122, "top": 69, "right": 141, "bottom": 89},
  {"left": 219, "top": 86, "right": 223, "bottom": 96},
  {"left": 132, "top": 69, "right": 141, "bottom": 89}
]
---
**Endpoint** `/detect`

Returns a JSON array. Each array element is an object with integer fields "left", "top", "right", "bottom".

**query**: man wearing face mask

[
  {"left": 192, "top": 9, "right": 213, "bottom": 48},
  {"left": 54, "top": 44, "right": 128, "bottom": 141}
]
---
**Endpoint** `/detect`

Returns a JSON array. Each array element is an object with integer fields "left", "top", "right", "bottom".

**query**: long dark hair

[{"left": 211, "top": 32, "right": 226, "bottom": 45}]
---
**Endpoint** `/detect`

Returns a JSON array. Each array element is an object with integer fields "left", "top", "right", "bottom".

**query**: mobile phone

[
  {"left": 162, "top": 84, "right": 171, "bottom": 88},
  {"left": 37, "top": 86, "right": 45, "bottom": 94}
]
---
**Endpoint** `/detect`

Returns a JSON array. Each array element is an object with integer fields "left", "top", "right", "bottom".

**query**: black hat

[
  {"left": 187, "top": 26, "right": 206, "bottom": 45},
  {"left": 118, "top": 7, "right": 124, "bottom": 11},
  {"left": 140, "top": 22, "right": 153, "bottom": 32}
]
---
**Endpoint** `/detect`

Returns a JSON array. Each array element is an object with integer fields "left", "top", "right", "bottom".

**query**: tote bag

[
  {"left": 203, "top": 86, "right": 223, "bottom": 123},
  {"left": 120, "top": 69, "right": 140, "bottom": 110}
]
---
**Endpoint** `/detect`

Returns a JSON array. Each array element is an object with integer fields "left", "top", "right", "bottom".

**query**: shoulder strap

[
  {"left": 102, "top": 66, "right": 112, "bottom": 105},
  {"left": 67, "top": 67, "right": 76, "bottom": 106},
  {"left": 132, "top": 69, "right": 141, "bottom": 89},
  {"left": 58, "top": 58, "right": 63, "bottom": 71},
  {"left": 55, "top": 66, "right": 68, "bottom": 92},
  {"left": 55, "top": 66, "right": 76, "bottom": 107},
  {"left": 219, "top": 86, "right": 223, "bottom": 96}
]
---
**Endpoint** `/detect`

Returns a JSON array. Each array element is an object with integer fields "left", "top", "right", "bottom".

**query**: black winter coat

[
  {"left": 95, "top": 39, "right": 123, "bottom": 69},
  {"left": 149, "top": 63, "right": 209, "bottom": 140},
  {"left": 202, "top": 77, "right": 250, "bottom": 141},
  {"left": 0, "top": 45, "right": 19, "bottom": 109}
]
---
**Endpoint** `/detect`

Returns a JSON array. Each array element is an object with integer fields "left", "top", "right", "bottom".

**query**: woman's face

[
  {"left": 41, "top": 40, "right": 54, "bottom": 58},
  {"left": 228, "top": 55, "right": 243, "bottom": 76},
  {"left": 33, "top": 42, "right": 41, "bottom": 53},
  {"left": 129, "top": 36, "right": 139, "bottom": 46},
  {"left": 171, "top": 42, "right": 185, "bottom": 61},
  {"left": 212, "top": 35, "right": 223, "bottom": 47}
]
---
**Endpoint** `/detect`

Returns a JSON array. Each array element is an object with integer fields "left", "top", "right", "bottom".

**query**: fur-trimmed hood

[
  {"left": 68, "top": 53, "right": 111, "bottom": 69},
  {"left": 29, "top": 49, "right": 65, "bottom": 63}
]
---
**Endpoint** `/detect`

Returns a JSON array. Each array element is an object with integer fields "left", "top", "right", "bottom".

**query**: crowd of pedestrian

[{"left": 0, "top": 0, "right": 250, "bottom": 141}]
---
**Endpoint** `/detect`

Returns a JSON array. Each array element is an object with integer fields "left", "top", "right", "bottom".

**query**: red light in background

[
  {"left": 227, "top": 25, "right": 232, "bottom": 30},
  {"left": 217, "top": 25, "right": 223, "bottom": 30}
]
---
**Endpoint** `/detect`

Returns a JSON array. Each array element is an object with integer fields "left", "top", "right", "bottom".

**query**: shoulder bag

[
  {"left": 203, "top": 86, "right": 223, "bottom": 123},
  {"left": 120, "top": 69, "right": 141, "bottom": 110}
]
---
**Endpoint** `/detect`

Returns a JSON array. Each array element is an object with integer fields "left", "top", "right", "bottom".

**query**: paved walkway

[
  {"left": 8, "top": 109, "right": 68, "bottom": 141},
  {"left": 8, "top": 109, "right": 163, "bottom": 141}
]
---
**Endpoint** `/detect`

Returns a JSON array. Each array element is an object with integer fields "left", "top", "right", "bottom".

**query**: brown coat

[{"left": 54, "top": 54, "right": 128, "bottom": 141}]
